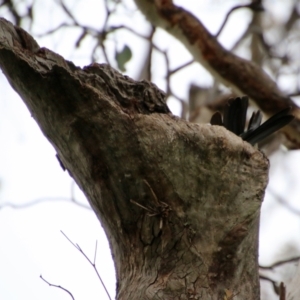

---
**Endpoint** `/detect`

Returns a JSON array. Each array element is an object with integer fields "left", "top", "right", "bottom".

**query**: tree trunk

[{"left": 0, "top": 18, "right": 268, "bottom": 299}]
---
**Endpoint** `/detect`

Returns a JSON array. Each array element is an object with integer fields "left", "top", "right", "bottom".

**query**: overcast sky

[{"left": 0, "top": 1, "right": 300, "bottom": 299}]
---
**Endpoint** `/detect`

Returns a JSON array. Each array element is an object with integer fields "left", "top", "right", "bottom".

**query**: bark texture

[{"left": 0, "top": 18, "right": 269, "bottom": 299}]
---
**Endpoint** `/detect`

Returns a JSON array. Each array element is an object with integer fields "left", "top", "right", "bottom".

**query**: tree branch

[
  {"left": 134, "top": 0, "right": 300, "bottom": 148},
  {"left": 61, "top": 231, "right": 112, "bottom": 300},
  {"left": 40, "top": 275, "right": 75, "bottom": 300}
]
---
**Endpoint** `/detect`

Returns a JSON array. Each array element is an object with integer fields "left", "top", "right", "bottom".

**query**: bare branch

[
  {"left": 169, "top": 59, "right": 194, "bottom": 75},
  {"left": 260, "top": 275, "right": 280, "bottom": 296},
  {"left": 0, "top": 180, "right": 90, "bottom": 211},
  {"left": 134, "top": 0, "right": 300, "bottom": 148},
  {"left": 215, "top": 2, "right": 264, "bottom": 38},
  {"left": 94, "top": 240, "right": 98, "bottom": 265},
  {"left": 0, "top": 196, "right": 91, "bottom": 210},
  {"left": 260, "top": 256, "right": 300, "bottom": 270},
  {"left": 40, "top": 275, "right": 75, "bottom": 300},
  {"left": 61, "top": 231, "right": 112, "bottom": 300},
  {"left": 58, "top": 0, "right": 80, "bottom": 26},
  {"left": 268, "top": 188, "right": 300, "bottom": 216},
  {"left": 288, "top": 91, "right": 300, "bottom": 98}
]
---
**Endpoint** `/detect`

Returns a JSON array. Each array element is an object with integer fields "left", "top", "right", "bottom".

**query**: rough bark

[
  {"left": 0, "top": 18, "right": 268, "bottom": 299},
  {"left": 134, "top": 0, "right": 300, "bottom": 149}
]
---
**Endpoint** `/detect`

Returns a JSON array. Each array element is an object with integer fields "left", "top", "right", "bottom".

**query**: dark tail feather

[
  {"left": 243, "top": 110, "right": 294, "bottom": 145},
  {"left": 240, "top": 110, "right": 263, "bottom": 140},
  {"left": 210, "top": 97, "right": 294, "bottom": 145},
  {"left": 210, "top": 111, "right": 223, "bottom": 126},
  {"left": 223, "top": 96, "right": 248, "bottom": 135},
  {"left": 248, "top": 110, "right": 262, "bottom": 131}
]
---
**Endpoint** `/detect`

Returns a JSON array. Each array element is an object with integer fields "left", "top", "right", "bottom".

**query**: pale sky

[{"left": 0, "top": 1, "right": 300, "bottom": 299}]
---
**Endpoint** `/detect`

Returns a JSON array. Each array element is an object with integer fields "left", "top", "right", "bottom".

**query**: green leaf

[{"left": 115, "top": 45, "right": 132, "bottom": 72}]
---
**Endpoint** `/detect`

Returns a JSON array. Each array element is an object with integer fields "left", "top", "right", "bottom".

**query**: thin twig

[
  {"left": 40, "top": 275, "right": 75, "bottom": 300},
  {"left": 0, "top": 196, "right": 91, "bottom": 210},
  {"left": 260, "top": 256, "right": 300, "bottom": 270},
  {"left": 268, "top": 188, "right": 300, "bottom": 216},
  {"left": 169, "top": 59, "right": 194, "bottom": 75},
  {"left": 260, "top": 274, "right": 277, "bottom": 283},
  {"left": 215, "top": 5, "right": 248, "bottom": 38},
  {"left": 215, "top": 2, "right": 264, "bottom": 38},
  {"left": 94, "top": 240, "right": 98, "bottom": 265},
  {"left": 260, "top": 275, "right": 280, "bottom": 296},
  {"left": 143, "top": 179, "right": 160, "bottom": 206},
  {"left": 158, "top": 49, "right": 189, "bottom": 119},
  {"left": 59, "top": 0, "right": 80, "bottom": 25},
  {"left": 288, "top": 90, "right": 300, "bottom": 97},
  {"left": 130, "top": 199, "right": 154, "bottom": 213},
  {"left": 61, "top": 231, "right": 112, "bottom": 300}
]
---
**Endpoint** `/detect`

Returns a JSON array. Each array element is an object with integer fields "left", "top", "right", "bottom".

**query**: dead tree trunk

[{"left": 0, "top": 18, "right": 268, "bottom": 299}]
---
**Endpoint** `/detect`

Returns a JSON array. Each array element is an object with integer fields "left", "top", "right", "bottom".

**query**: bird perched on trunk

[{"left": 210, "top": 96, "right": 294, "bottom": 145}]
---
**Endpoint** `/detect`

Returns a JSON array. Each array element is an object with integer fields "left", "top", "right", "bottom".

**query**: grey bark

[{"left": 0, "top": 18, "right": 268, "bottom": 299}]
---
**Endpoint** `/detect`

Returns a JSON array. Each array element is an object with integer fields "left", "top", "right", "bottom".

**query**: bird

[{"left": 210, "top": 96, "right": 294, "bottom": 145}]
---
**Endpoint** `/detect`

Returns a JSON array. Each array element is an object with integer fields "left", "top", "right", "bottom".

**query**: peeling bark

[{"left": 0, "top": 18, "right": 268, "bottom": 299}]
